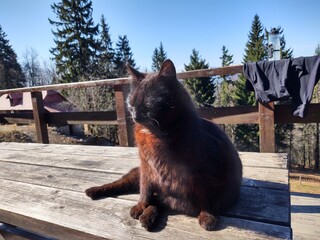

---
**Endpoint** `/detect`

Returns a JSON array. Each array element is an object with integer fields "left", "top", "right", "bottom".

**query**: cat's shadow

[{"left": 142, "top": 208, "right": 227, "bottom": 232}]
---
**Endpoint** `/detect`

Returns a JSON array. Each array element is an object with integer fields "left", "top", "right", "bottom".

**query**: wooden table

[{"left": 0, "top": 142, "right": 292, "bottom": 239}]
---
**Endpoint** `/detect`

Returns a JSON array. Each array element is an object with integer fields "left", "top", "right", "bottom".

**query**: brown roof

[{"left": 0, "top": 90, "right": 75, "bottom": 112}]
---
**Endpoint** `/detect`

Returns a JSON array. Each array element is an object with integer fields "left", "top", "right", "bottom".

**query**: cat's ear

[
  {"left": 159, "top": 59, "right": 176, "bottom": 78},
  {"left": 126, "top": 65, "right": 145, "bottom": 84}
]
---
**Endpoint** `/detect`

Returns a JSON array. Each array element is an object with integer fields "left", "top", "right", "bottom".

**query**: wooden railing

[{"left": 1, "top": 65, "right": 320, "bottom": 152}]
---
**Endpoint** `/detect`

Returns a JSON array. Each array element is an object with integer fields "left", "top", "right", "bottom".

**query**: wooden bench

[{"left": 0, "top": 142, "right": 292, "bottom": 239}]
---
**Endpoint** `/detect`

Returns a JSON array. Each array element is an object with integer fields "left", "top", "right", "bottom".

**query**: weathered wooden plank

[
  {"left": 176, "top": 65, "right": 243, "bottom": 79},
  {"left": 0, "top": 223, "right": 54, "bottom": 240},
  {"left": 31, "top": 92, "right": 49, "bottom": 144},
  {"left": 46, "top": 111, "right": 118, "bottom": 125},
  {"left": 259, "top": 102, "right": 275, "bottom": 153},
  {"left": 0, "top": 157, "right": 290, "bottom": 226},
  {"left": 226, "top": 186, "right": 290, "bottom": 226},
  {"left": 0, "top": 151, "right": 288, "bottom": 188},
  {"left": 275, "top": 103, "right": 320, "bottom": 124},
  {"left": 0, "top": 66, "right": 243, "bottom": 95},
  {"left": 0, "top": 161, "right": 124, "bottom": 193},
  {"left": 243, "top": 167, "right": 288, "bottom": 190},
  {"left": 0, "top": 112, "right": 34, "bottom": 125},
  {"left": 238, "top": 152, "right": 288, "bottom": 169},
  {"left": 114, "top": 85, "right": 135, "bottom": 147},
  {"left": 0, "top": 158, "right": 288, "bottom": 191},
  {"left": 0, "top": 179, "right": 291, "bottom": 240},
  {"left": 198, "top": 106, "right": 259, "bottom": 124},
  {"left": 0, "top": 117, "right": 34, "bottom": 125},
  {"left": 0, "top": 143, "right": 290, "bottom": 238},
  {"left": 0, "top": 78, "right": 130, "bottom": 95},
  {"left": 0, "top": 142, "right": 288, "bottom": 169},
  {"left": 291, "top": 192, "right": 320, "bottom": 240},
  {"left": 0, "top": 160, "right": 288, "bottom": 195}
]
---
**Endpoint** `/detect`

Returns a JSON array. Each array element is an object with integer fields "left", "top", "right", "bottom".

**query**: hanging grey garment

[{"left": 244, "top": 55, "right": 320, "bottom": 117}]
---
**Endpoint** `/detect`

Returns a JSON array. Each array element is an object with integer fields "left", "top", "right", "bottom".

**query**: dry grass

[{"left": 290, "top": 179, "right": 320, "bottom": 194}]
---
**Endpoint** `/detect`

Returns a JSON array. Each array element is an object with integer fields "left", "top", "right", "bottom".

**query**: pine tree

[
  {"left": 243, "top": 14, "right": 267, "bottom": 63},
  {"left": 114, "top": 35, "right": 135, "bottom": 77},
  {"left": 94, "top": 15, "right": 115, "bottom": 79},
  {"left": 215, "top": 46, "right": 236, "bottom": 143},
  {"left": 233, "top": 14, "right": 267, "bottom": 151},
  {"left": 49, "top": 0, "right": 99, "bottom": 83},
  {"left": 221, "top": 45, "right": 234, "bottom": 68},
  {"left": 0, "top": 25, "right": 26, "bottom": 89},
  {"left": 184, "top": 49, "right": 215, "bottom": 107},
  {"left": 216, "top": 45, "right": 235, "bottom": 107},
  {"left": 151, "top": 42, "right": 167, "bottom": 71},
  {"left": 316, "top": 43, "right": 320, "bottom": 55},
  {"left": 235, "top": 14, "right": 266, "bottom": 106}
]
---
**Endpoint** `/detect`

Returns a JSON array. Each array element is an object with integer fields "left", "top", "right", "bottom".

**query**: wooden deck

[
  {"left": 0, "top": 142, "right": 291, "bottom": 239},
  {"left": 291, "top": 192, "right": 320, "bottom": 240}
]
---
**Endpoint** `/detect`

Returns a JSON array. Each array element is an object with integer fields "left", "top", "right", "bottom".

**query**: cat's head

[{"left": 126, "top": 60, "right": 194, "bottom": 136}]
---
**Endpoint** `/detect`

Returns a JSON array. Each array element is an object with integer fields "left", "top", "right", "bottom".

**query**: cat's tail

[{"left": 85, "top": 167, "right": 140, "bottom": 200}]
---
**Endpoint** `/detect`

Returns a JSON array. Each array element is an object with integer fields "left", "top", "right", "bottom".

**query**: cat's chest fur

[{"left": 135, "top": 125, "right": 192, "bottom": 195}]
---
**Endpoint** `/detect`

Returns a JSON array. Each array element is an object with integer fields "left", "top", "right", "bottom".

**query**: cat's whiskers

[
  {"left": 149, "top": 117, "right": 168, "bottom": 136},
  {"left": 149, "top": 117, "right": 160, "bottom": 129}
]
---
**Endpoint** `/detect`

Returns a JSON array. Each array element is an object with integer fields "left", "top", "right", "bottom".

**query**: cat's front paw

[
  {"left": 198, "top": 211, "right": 218, "bottom": 231},
  {"left": 130, "top": 203, "right": 145, "bottom": 219},
  {"left": 85, "top": 187, "right": 101, "bottom": 200},
  {"left": 139, "top": 205, "right": 158, "bottom": 231}
]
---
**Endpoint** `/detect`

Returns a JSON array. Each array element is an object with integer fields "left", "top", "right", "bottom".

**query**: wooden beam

[
  {"left": 259, "top": 102, "right": 275, "bottom": 153},
  {"left": 177, "top": 65, "right": 243, "bottom": 79},
  {"left": 0, "top": 78, "right": 130, "bottom": 95},
  {"left": 31, "top": 92, "right": 49, "bottom": 144},
  {"left": 275, "top": 103, "right": 320, "bottom": 123},
  {"left": 114, "top": 85, "right": 134, "bottom": 147},
  {"left": 198, "top": 106, "right": 259, "bottom": 124},
  {"left": 0, "top": 112, "right": 34, "bottom": 124},
  {"left": 45, "top": 111, "right": 118, "bottom": 125},
  {"left": 0, "top": 65, "right": 243, "bottom": 95},
  {"left": 0, "top": 222, "right": 50, "bottom": 240}
]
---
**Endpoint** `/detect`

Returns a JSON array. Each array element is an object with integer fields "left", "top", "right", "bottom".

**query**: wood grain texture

[
  {"left": 291, "top": 192, "right": 320, "bottom": 240},
  {"left": 0, "top": 65, "right": 243, "bottom": 95},
  {"left": 114, "top": 85, "right": 135, "bottom": 147},
  {"left": 46, "top": 111, "right": 118, "bottom": 125},
  {"left": 0, "top": 179, "right": 291, "bottom": 240},
  {"left": 275, "top": 103, "right": 320, "bottom": 124},
  {"left": 0, "top": 164, "right": 290, "bottom": 225},
  {"left": 198, "top": 106, "right": 259, "bottom": 124},
  {"left": 0, "top": 142, "right": 288, "bottom": 168},
  {"left": 259, "top": 102, "right": 275, "bottom": 153},
  {"left": 0, "top": 112, "right": 34, "bottom": 125},
  {"left": 0, "top": 142, "right": 291, "bottom": 239},
  {"left": 31, "top": 92, "right": 49, "bottom": 144}
]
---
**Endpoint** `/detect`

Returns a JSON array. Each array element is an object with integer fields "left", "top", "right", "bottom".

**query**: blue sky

[{"left": 1, "top": 0, "right": 320, "bottom": 72}]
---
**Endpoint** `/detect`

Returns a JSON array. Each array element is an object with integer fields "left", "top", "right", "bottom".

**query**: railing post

[
  {"left": 114, "top": 85, "right": 134, "bottom": 147},
  {"left": 31, "top": 92, "right": 49, "bottom": 144},
  {"left": 259, "top": 102, "right": 275, "bottom": 152}
]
